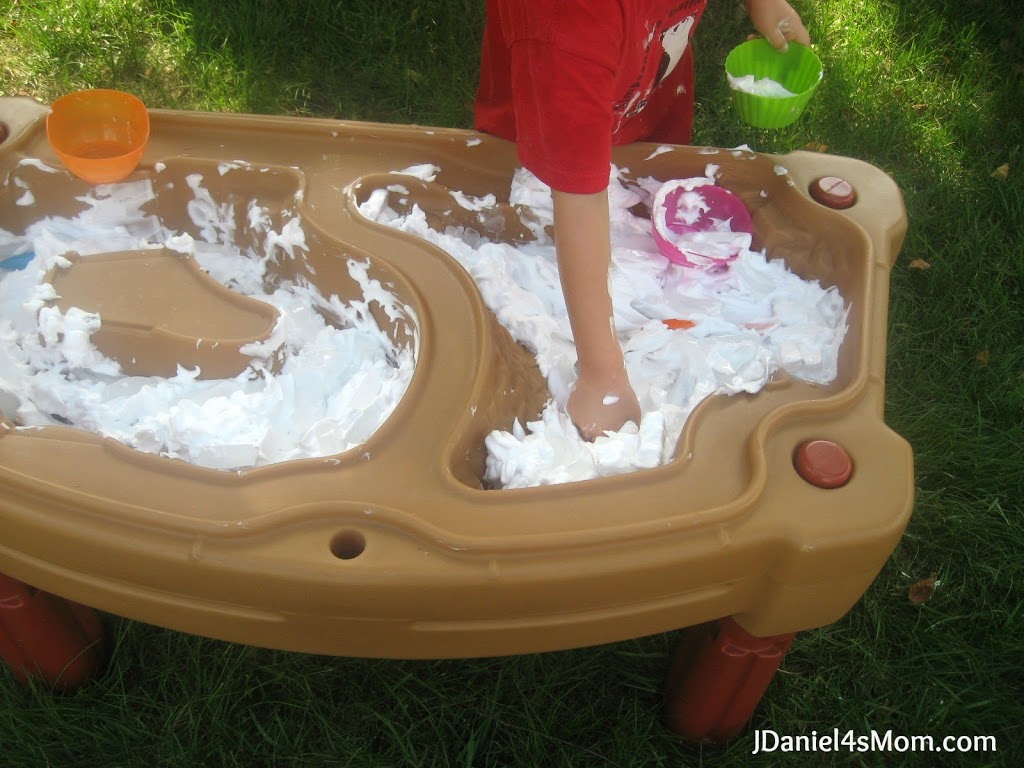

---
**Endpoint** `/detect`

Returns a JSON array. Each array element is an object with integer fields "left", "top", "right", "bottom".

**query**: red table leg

[
  {"left": 0, "top": 572, "right": 105, "bottom": 689},
  {"left": 664, "top": 616, "right": 795, "bottom": 743}
]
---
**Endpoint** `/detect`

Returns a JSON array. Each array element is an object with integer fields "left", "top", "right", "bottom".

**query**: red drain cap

[
  {"left": 809, "top": 176, "right": 857, "bottom": 209},
  {"left": 794, "top": 440, "right": 853, "bottom": 488}
]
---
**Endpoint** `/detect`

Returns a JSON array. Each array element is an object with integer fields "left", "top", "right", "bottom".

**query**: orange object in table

[
  {"left": 663, "top": 318, "right": 696, "bottom": 330},
  {"left": 46, "top": 89, "right": 149, "bottom": 184}
]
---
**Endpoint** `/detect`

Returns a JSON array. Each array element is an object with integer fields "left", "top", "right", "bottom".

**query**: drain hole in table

[{"left": 330, "top": 530, "right": 367, "bottom": 560}]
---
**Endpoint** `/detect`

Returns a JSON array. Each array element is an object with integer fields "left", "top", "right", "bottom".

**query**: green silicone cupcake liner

[{"left": 725, "top": 39, "right": 823, "bottom": 129}]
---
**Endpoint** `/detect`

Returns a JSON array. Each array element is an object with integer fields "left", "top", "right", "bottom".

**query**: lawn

[{"left": 1, "top": 0, "right": 1022, "bottom": 766}]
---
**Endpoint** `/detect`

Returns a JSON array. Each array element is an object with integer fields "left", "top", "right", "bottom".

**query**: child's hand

[
  {"left": 568, "top": 367, "right": 642, "bottom": 441},
  {"left": 745, "top": 0, "right": 811, "bottom": 52}
]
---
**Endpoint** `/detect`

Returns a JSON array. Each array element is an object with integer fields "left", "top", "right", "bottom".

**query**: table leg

[
  {"left": 664, "top": 616, "right": 795, "bottom": 743},
  {"left": 0, "top": 572, "right": 106, "bottom": 689}
]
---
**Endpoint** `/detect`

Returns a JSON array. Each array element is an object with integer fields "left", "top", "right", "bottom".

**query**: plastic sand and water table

[{"left": 0, "top": 94, "right": 912, "bottom": 741}]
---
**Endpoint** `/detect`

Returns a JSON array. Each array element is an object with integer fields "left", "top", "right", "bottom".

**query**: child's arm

[
  {"left": 745, "top": 0, "right": 811, "bottom": 51},
  {"left": 552, "top": 188, "right": 641, "bottom": 441}
]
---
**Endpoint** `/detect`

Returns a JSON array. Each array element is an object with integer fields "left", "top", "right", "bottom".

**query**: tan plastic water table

[{"left": 0, "top": 96, "right": 913, "bottom": 741}]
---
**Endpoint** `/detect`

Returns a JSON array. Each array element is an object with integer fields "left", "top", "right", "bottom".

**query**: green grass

[
  {"left": 1, "top": 0, "right": 482, "bottom": 122},
  {"left": 2, "top": 0, "right": 1022, "bottom": 765}
]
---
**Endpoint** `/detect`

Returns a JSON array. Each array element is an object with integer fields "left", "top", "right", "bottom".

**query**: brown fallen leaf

[
  {"left": 912, "top": 103, "right": 929, "bottom": 112},
  {"left": 805, "top": 141, "right": 829, "bottom": 153},
  {"left": 909, "top": 258, "right": 931, "bottom": 270},
  {"left": 992, "top": 163, "right": 1010, "bottom": 181},
  {"left": 908, "top": 574, "right": 938, "bottom": 605},
  {"left": 976, "top": 350, "right": 990, "bottom": 366}
]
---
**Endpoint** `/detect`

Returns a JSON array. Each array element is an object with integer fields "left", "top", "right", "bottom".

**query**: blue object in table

[{"left": 0, "top": 252, "right": 34, "bottom": 271}]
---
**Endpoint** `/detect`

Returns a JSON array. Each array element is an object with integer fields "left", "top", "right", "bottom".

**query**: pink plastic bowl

[{"left": 652, "top": 182, "right": 754, "bottom": 268}]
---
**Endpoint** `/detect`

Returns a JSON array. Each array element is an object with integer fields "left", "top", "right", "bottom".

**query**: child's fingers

[
  {"left": 770, "top": 16, "right": 811, "bottom": 51},
  {"left": 746, "top": 0, "right": 812, "bottom": 51},
  {"left": 781, "top": 15, "right": 811, "bottom": 47}
]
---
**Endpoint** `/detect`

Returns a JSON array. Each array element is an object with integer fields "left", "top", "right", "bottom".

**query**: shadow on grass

[
  {"left": 158, "top": 0, "right": 485, "bottom": 126},
  {"left": 0, "top": 0, "right": 485, "bottom": 125}
]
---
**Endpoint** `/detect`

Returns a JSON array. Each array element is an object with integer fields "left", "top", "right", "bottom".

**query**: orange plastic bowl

[{"left": 46, "top": 89, "right": 149, "bottom": 184}]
